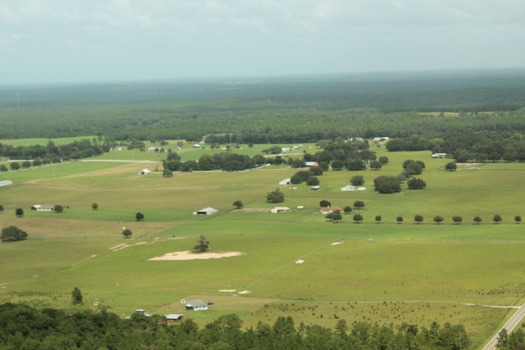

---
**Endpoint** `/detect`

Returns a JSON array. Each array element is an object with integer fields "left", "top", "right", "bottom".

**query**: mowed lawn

[{"left": 1, "top": 147, "right": 525, "bottom": 348}]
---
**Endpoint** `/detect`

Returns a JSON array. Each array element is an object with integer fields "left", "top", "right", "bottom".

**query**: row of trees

[
  {"left": 163, "top": 151, "right": 266, "bottom": 172},
  {"left": 325, "top": 214, "right": 519, "bottom": 224},
  {"left": 0, "top": 139, "right": 107, "bottom": 162},
  {"left": 0, "top": 302, "right": 473, "bottom": 349}
]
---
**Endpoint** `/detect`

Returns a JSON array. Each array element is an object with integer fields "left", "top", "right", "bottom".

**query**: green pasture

[{"left": 1, "top": 146, "right": 525, "bottom": 349}]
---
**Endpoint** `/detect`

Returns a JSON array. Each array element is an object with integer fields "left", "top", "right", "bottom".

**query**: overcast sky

[{"left": 1, "top": 0, "right": 524, "bottom": 84}]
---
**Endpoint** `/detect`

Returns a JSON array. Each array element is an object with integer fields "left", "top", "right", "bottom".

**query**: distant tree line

[
  {"left": 387, "top": 132, "right": 525, "bottom": 163},
  {"left": 0, "top": 139, "right": 107, "bottom": 163},
  {"left": 0, "top": 302, "right": 472, "bottom": 350},
  {"left": 163, "top": 151, "right": 267, "bottom": 172}
]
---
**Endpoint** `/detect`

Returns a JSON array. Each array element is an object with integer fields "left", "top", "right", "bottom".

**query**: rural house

[
  {"left": 31, "top": 204, "right": 54, "bottom": 212},
  {"left": 164, "top": 314, "right": 184, "bottom": 323}
]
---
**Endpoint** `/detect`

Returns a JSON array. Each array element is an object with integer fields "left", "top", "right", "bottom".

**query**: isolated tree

[
  {"left": 10, "top": 162, "right": 20, "bottom": 171},
  {"left": 319, "top": 200, "right": 331, "bottom": 208},
  {"left": 343, "top": 206, "right": 352, "bottom": 214},
  {"left": 122, "top": 228, "right": 132, "bottom": 238},
  {"left": 445, "top": 162, "right": 457, "bottom": 171},
  {"left": 193, "top": 235, "right": 210, "bottom": 253},
  {"left": 91, "top": 203, "right": 98, "bottom": 210},
  {"left": 374, "top": 176, "right": 401, "bottom": 194},
  {"left": 54, "top": 204, "right": 64, "bottom": 213},
  {"left": 353, "top": 213, "right": 363, "bottom": 223},
  {"left": 370, "top": 160, "right": 382, "bottom": 171},
  {"left": 266, "top": 189, "right": 284, "bottom": 203},
  {"left": 375, "top": 215, "right": 382, "bottom": 224},
  {"left": 135, "top": 212, "right": 145, "bottom": 221},
  {"left": 0, "top": 164, "right": 7, "bottom": 172},
  {"left": 433, "top": 216, "right": 444, "bottom": 224},
  {"left": 1, "top": 226, "right": 28, "bottom": 242},
  {"left": 162, "top": 169, "right": 173, "bottom": 178},
  {"left": 326, "top": 210, "right": 343, "bottom": 223},
  {"left": 407, "top": 178, "right": 427, "bottom": 190},
  {"left": 353, "top": 200, "right": 365, "bottom": 211},
  {"left": 233, "top": 200, "right": 243, "bottom": 209},
  {"left": 452, "top": 216, "right": 463, "bottom": 224},
  {"left": 350, "top": 175, "right": 364, "bottom": 186},
  {"left": 396, "top": 216, "right": 404, "bottom": 224},
  {"left": 378, "top": 156, "right": 389, "bottom": 164},
  {"left": 290, "top": 174, "right": 303, "bottom": 185},
  {"left": 514, "top": 215, "right": 522, "bottom": 224},
  {"left": 0, "top": 204, "right": 4, "bottom": 212},
  {"left": 71, "top": 287, "right": 83, "bottom": 305},
  {"left": 493, "top": 214, "right": 502, "bottom": 224},
  {"left": 473, "top": 216, "right": 482, "bottom": 224},
  {"left": 414, "top": 214, "right": 424, "bottom": 224},
  {"left": 406, "top": 162, "right": 423, "bottom": 176},
  {"left": 306, "top": 176, "right": 320, "bottom": 186},
  {"left": 15, "top": 208, "right": 24, "bottom": 218}
]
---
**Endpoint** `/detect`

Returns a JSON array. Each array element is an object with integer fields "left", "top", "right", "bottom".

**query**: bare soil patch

[{"left": 149, "top": 250, "right": 243, "bottom": 261}]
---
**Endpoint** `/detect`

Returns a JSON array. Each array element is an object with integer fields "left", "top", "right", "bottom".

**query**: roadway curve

[{"left": 483, "top": 303, "right": 525, "bottom": 350}]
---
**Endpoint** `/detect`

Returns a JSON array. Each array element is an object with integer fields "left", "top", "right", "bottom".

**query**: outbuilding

[
  {"left": 164, "top": 314, "right": 184, "bottom": 323},
  {"left": 31, "top": 204, "right": 54, "bottom": 212},
  {"left": 271, "top": 207, "right": 291, "bottom": 214},
  {"left": 185, "top": 300, "right": 209, "bottom": 311},
  {"left": 193, "top": 207, "right": 219, "bottom": 215}
]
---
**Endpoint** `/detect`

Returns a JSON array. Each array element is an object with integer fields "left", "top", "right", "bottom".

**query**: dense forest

[
  {"left": 0, "top": 302, "right": 480, "bottom": 350},
  {"left": 1, "top": 69, "right": 525, "bottom": 144}
]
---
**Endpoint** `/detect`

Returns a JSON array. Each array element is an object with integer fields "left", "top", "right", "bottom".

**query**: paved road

[{"left": 482, "top": 303, "right": 525, "bottom": 350}]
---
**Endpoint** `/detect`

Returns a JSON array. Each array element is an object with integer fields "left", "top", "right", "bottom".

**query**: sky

[{"left": 0, "top": 0, "right": 524, "bottom": 85}]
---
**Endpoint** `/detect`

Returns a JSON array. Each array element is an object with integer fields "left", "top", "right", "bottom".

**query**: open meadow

[{"left": 1, "top": 143, "right": 525, "bottom": 348}]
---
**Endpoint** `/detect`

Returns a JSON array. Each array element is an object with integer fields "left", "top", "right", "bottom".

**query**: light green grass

[{"left": 1, "top": 146, "right": 525, "bottom": 349}]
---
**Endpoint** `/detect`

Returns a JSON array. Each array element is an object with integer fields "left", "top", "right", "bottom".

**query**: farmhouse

[
  {"left": 320, "top": 206, "right": 343, "bottom": 215},
  {"left": 147, "top": 146, "right": 158, "bottom": 152},
  {"left": 31, "top": 204, "right": 54, "bottom": 212},
  {"left": 271, "top": 207, "right": 291, "bottom": 214},
  {"left": 193, "top": 207, "right": 218, "bottom": 215},
  {"left": 185, "top": 300, "right": 208, "bottom": 311},
  {"left": 164, "top": 314, "right": 184, "bottom": 323}
]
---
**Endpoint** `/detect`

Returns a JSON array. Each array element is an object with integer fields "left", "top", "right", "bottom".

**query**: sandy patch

[
  {"left": 238, "top": 290, "right": 250, "bottom": 294},
  {"left": 219, "top": 289, "right": 237, "bottom": 292},
  {"left": 295, "top": 259, "right": 305, "bottom": 264},
  {"left": 331, "top": 241, "right": 343, "bottom": 246},
  {"left": 149, "top": 250, "right": 243, "bottom": 261}
]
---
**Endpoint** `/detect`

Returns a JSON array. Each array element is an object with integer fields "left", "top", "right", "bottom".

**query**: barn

[{"left": 193, "top": 207, "right": 218, "bottom": 215}]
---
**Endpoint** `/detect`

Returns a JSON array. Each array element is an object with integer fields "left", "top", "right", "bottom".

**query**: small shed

[
  {"left": 165, "top": 314, "right": 184, "bottom": 323},
  {"left": 271, "top": 207, "right": 291, "bottom": 214},
  {"left": 279, "top": 178, "right": 291, "bottom": 185},
  {"left": 139, "top": 169, "right": 151, "bottom": 175},
  {"left": 0, "top": 180, "right": 13, "bottom": 187},
  {"left": 31, "top": 204, "right": 54, "bottom": 212},
  {"left": 305, "top": 161, "right": 319, "bottom": 167},
  {"left": 193, "top": 207, "right": 218, "bottom": 215},
  {"left": 185, "top": 300, "right": 208, "bottom": 311}
]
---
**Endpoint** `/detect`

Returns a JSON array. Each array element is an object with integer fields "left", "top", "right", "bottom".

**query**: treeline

[
  {"left": 0, "top": 302, "right": 473, "bottom": 350},
  {"left": 2, "top": 71, "right": 525, "bottom": 144},
  {"left": 0, "top": 139, "right": 108, "bottom": 162},
  {"left": 163, "top": 151, "right": 269, "bottom": 172},
  {"left": 386, "top": 132, "right": 525, "bottom": 162}
]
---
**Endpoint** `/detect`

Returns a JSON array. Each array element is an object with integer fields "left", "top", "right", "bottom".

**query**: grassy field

[{"left": 1, "top": 144, "right": 524, "bottom": 349}]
